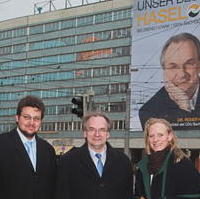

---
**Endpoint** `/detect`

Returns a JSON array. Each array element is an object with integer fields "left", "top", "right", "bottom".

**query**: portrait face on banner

[{"left": 130, "top": 1, "right": 200, "bottom": 131}]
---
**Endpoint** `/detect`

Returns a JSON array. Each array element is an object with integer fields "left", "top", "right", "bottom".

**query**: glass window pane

[
  {"left": 45, "top": 22, "right": 59, "bottom": 32},
  {"left": 30, "top": 25, "right": 43, "bottom": 35},
  {"left": 95, "top": 12, "right": 112, "bottom": 24},
  {"left": 0, "top": 30, "right": 12, "bottom": 40},
  {"left": 77, "top": 15, "right": 93, "bottom": 27},
  {"left": 77, "top": 33, "right": 93, "bottom": 44},
  {"left": 13, "top": 27, "right": 27, "bottom": 37},
  {"left": 61, "top": 19, "right": 76, "bottom": 29},
  {"left": 13, "top": 44, "right": 26, "bottom": 53}
]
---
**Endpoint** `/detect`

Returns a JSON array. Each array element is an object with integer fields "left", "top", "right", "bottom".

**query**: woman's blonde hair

[{"left": 144, "top": 118, "right": 188, "bottom": 162}]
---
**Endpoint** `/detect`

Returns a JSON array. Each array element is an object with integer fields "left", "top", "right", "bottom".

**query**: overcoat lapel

[
  {"left": 138, "top": 156, "right": 151, "bottom": 199},
  {"left": 79, "top": 144, "right": 100, "bottom": 178},
  {"left": 102, "top": 143, "right": 114, "bottom": 176},
  {"left": 36, "top": 136, "right": 42, "bottom": 172},
  {"left": 10, "top": 129, "right": 35, "bottom": 172}
]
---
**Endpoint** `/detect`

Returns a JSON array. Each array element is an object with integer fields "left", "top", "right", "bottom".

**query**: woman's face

[{"left": 148, "top": 122, "right": 173, "bottom": 152}]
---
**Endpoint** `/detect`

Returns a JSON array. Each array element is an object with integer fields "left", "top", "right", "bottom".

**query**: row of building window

[
  {"left": 0, "top": 46, "right": 130, "bottom": 71},
  {"left": 0, "top": 101, "right": 126, "bottom": 117},
  {"left": 0, "top": 120, "right": 126, "bottom": 133},
  {"left": 0, "top": 8, "right": 131, "bottom": 40},
  {"left": 0, "top": 82, "right": 129, "bottom": 101},
  {"left": 0, "top": 27, "right": 131, "bottom": 55},
  {"left": 0, "top": 64, "right": 129, "bottom": 86}
]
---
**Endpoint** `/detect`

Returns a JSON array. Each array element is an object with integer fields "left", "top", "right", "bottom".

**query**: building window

[
  {"left": 110, "top": 64, "right": 129, "bottom": 75},
  {"left": 110, "top": 83, "right": 128, "bottom": 94},
  {"left": 46, "top": 106, "right": 57, "bottom": 115},
  {"left": 43, "top": 39, "right": 60, "bottom": 49},
  {"left": 29, "top": 24, "right": 43, "bottom": 35},
  {"left": 0, "top": 123, "right": 15, "bottom": 132},
  {"left": 57, "top": 122, "right": 65, "bottom": 131},
  {"left": 45, "top": 22, "right": 59, "bottom": 32},
  {"left": 13, "top": 27, "right": 27, "bottom": 37},
  {"left": 112, "top": 46, "right": 130, "bottom": 57},
  {"left": 59, "top": 54, "right": 76, "bottom": 63},
  {"left": 74, "top": 87, "right": 88, "bottom": 95},
  {"left": 57, "top": 105, "right": 72, "bottom": 115},
  {"left": 95, "top": 12, "right": 112, "bottom": 24},
  {"left": 121, "top": 64, "right": 129, "bottom": 75},
  {"left": 95, "top": 103, "right": 108, "bottom": 112},
  {"left": 60, "top": 36, "right": 75, "bottom": 46},
  {"left": 109, "top": 102, "right": 126, "bottom": 112},
  {"left": 13, "top": 44, "right": 26, "bottom": 53},
  {"left": 77, "top": 33, "right": 93, "bottom": 44},
  {"left": 0, "top": 109, "right": 10, "bottom": 116},
  {"left": 75, "top": 69, "right": 90, "bottom": 79},
  {"left": 61, "top": 19, "right": 76, "bottom": 29},
  {"left": 77, "top": 15, "right": 93, "bottom": 27},
  {"left": 0, "top": 30, "right": 12, "bottom": 40},
  {"left": 42, "top": 90, "right": 57, "bottom": 98},
  {"left": 73, "top": 121, "right": 81, "bottom": 130},
  {"left": 0, "top": 46, "right": 12, "bottom": 55},
  {"left": 29, "top": 41, "right": 44, "bottom": 50},
  {"left": 41, "top": 122, "right": 55, "bottom": 132},
  {"left": 113, "top": 9, "right": 131, "bottom": 21},
  {"left": 113, "top": 28, "right": 131, "bottom": 39},
  {"left": 93, "top": 85, "right": 108, "bottom": 95},
  {"left": 58, "top": 88, "right": 73, "bottom": 97},
  {"left": 64, "top": 122, "right": 72, "bottom": 131},
  {"left": 93, "top": 67, "right": 110, "bottom": 77},
  {"left": 94, "top": 30, "right": 111, "bottom": 41},
  {"left": 112, "top": 120, "right": 125, "bottom": 130}
]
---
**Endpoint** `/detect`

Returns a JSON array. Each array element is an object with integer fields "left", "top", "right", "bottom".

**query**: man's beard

[{"left": 18, "top": 126, "right": 37, "bottom": 138}]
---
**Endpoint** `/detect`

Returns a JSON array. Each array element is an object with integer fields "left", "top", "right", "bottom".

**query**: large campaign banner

[{"left": 130, "top": 1, "right": 200, "bottom": 131}]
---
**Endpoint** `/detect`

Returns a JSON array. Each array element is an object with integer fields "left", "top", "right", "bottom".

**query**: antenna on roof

[
  {"left": 65, "top": 0, "right": 104, "bottom": 9},
  {"left": 34, "top": 0, "right": 56, "bottom": 15},
  {"left": 65, "top": 0, "right": 72, "bottom": 8}
]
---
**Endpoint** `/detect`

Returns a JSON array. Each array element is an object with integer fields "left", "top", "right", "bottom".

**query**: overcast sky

[{"left": 0, "top": 0, "right": 98, "bottom": 22}]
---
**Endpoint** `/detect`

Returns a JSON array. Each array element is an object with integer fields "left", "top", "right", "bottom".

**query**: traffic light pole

[
  {"left": 82, "top": 94, "right": 87, "bottom": 117},
  {"left": 84, "top": 90, "right": 94, "bottom": 113}
]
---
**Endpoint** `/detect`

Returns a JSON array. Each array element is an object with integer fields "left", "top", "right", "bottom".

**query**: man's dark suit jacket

[
  {"left": 55, "top": 142, "right": 133, "bottom": 199},
  {"left": 0, "top": 128, "right": 56, "bottom": 199},
  {"left": 139, "top": 86, "right": 200, "bottom": 130}
]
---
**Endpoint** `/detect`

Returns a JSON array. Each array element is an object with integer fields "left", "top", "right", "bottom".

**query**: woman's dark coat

[{"left": 135, "top": 152, "right": 200, "bottom": 199}]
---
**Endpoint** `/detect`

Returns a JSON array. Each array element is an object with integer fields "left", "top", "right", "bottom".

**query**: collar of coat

[{"left": 138, "top": 151, "right": 171, "bottom": 199}]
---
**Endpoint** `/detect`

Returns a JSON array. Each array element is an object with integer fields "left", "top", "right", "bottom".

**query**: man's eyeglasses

[
  {"left": 165, "top": 60, "right": 199, "bottom": 70},
  {"left": 86, "top": 127, "right": 108, "bottom": 134},
  {"left": 21, "top": 114, "right": 41, "bottom": 122}
]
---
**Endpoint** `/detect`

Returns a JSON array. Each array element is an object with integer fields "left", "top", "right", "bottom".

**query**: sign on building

[{"left": 131, "top": 1, "right": 200, "bottom": 131}]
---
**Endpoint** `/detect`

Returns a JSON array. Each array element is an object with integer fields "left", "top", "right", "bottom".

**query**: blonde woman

[{"left": 134, "top": 118, "right": 200, "bottom": 199}]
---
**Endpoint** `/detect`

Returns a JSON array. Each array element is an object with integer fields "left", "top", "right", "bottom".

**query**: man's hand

[{"left": 165, "top": 82, "right": 191, "bottom": 112}]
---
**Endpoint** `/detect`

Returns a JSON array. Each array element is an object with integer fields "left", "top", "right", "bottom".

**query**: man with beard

[{"left": 0, "top": 95, "right": 56, "bottom": 199}]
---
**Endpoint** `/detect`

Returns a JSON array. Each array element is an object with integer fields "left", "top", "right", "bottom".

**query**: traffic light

[{"left": 71, "top": 96, "right": 84, "bottom": 118}]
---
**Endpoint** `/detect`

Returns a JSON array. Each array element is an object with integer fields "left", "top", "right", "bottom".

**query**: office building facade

[{"left": 0, "top": 0, "right": 199, "bottom": 169}]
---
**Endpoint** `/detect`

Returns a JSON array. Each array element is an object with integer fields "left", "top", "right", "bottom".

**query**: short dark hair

[
  {"left": 160, "top": 33, "right": 200, "bottom": 68},
  {"left": 16, "top": 95, "right": 45, "bottom": 119},
  {"left": 82, "top": 112, "right": 112, "bottom": 132}
]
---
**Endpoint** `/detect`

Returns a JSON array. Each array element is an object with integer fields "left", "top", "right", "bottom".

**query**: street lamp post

[
  {"left": 124, "top": 87, "right": 131, "bottom": 159},
  {"left": 124, "top": 67, "right": 138, "bottom": 159}
]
